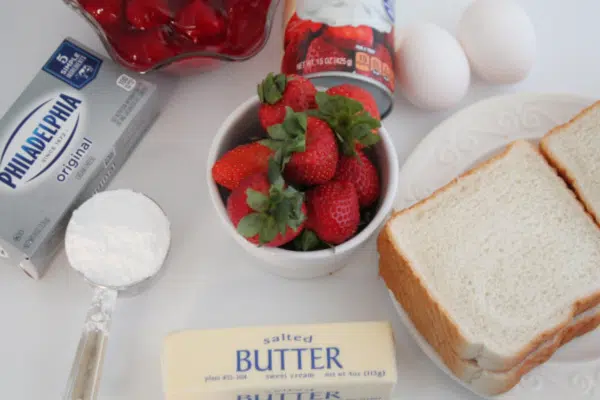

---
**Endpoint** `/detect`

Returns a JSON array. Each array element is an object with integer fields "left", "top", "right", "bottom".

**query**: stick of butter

[{"left": 162, "top": 321, "right": 397, "bottom": 400}]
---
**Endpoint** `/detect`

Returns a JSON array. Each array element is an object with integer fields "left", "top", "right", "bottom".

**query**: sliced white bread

[
  {"left": 386, "top": 259, "right": 600, "bottom": 398},
  {"left": 540, "top": 100, "right": 600, "bottom": 225},
  {"left": 379, "top": 140, "right": 600, "bottom": 395},
  {"left": 460, "top": 303, "right": 600, "bottom": 396}
]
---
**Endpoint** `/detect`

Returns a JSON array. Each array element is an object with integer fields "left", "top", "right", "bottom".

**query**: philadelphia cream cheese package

[
  {"left": 162, "top": 321, "right": 398, "bottom": 400},
  {"left": 0, "top": 37, "right": 177, "bottom": 279}
]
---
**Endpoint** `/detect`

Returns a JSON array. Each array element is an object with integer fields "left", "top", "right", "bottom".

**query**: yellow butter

[{"left": 161, "top": 321, "right": 397, "bottom": 400}]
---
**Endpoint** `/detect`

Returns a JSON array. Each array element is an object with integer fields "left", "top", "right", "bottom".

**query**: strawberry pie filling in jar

[
  {"left": 64, "top": 0, "right": 279, "bottom": 74},
  {"left": 282, "top": 0, "right": 396, "bottom": 117}
]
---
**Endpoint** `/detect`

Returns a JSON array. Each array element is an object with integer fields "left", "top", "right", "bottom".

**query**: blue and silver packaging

[{"left": 0, "top": 38, "right": 177, "bottom": 279}]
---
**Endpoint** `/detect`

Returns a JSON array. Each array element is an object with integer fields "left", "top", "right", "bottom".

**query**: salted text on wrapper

[{"left": 162, "top": 322, "right": 397, "bottom": 400}]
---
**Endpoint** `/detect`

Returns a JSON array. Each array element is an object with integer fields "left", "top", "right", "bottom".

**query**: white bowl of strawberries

[{"left": 207, "top": 73, "right": 399, "bottom": 279}]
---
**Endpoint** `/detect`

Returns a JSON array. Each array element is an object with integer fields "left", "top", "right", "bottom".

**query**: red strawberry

[
  {"left": 303, "top": 37, "right": 350, "bottom": 75},
  {"left": 257, "top": 73, "right": 316, "bottom": 129},
  {"left": 284, "top": 13, "right": 322, "bottom": 48},
  {"left": 305, "top": 181, "right": 360, "bottom": 245},
  {"left": 111, "top": 28, "right": 177, "bottom": 70},
  {"left": 261, "top": 108, "right": 339, "bottom": 186},
  {"left": 326, "top": 84, "right": 380, "bottom": 120},
  {"left": 167, "top": 0, "right": 192, "bottom": 13},
  {"left": 173, "top": 0, "right": 226, "bottom": 44},
  {"left": 226, "top": 0, "right": 271, "bottom": 55},
  {"left": 323, "top": 25, "right": 373, "bottom": 50},
  {"left": 263, "top": 110, "right": 339, "bottom": 186},
  {"left": 373, "top": 44, "right": 395, "bottom": 91},
  {"left": 312, "top": 92, "right": 381, "bottom": 156},
  {"left": 334, "top": 150, "right": 380, "bottom": 208},
  {"left": 284, "top": 117, "right": 338, "bottom": 186},
  {"left": 211, "top": 142, "right": 274, "bottom": 190},
  {"left": 126, "top": 0, "right": 171, "bottom": 30},
  {"left": 81, "top": 0, "right": 122, "bottom": 27},
  {"left": 227, "top": 172, "right": 307, "bottom": 247}
]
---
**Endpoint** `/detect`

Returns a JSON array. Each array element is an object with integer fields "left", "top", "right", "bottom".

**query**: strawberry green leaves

[
  {"left": 236, "top": 213, "right": 264, "bottom": 238},
  {"left": 236, "top": 165, "right": 306, "bottom": 246},
  {"left": 264, "top": 107, "right": 307, "bottom": 148},
  {"left": 260, "top": 107, "right": 308, "bottom": 171},
  {"left": 267, "top": 157, "right": 285, "bottom": 188},
  {"left": 257, "top": 73, "right": 289, "bottom": 105},
  {"left": 312, "top": 92, "right": 381, "bottom": 156},
  {"left": 245, "top": 189, "right": 270, "bottom": 212},
  {"left": 293, "top": 229, "right": 335, "bottom": 251},
  {"left": 234, "top": 109, "right": 309, "bottom": 246},
  {"left": 294, "top": 229, "right": 321, "bottom": 251}
]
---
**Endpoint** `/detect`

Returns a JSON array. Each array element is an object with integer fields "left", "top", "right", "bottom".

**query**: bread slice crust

[
  {"left": 540, "top": 100, "right": 600, "bottom": 226},
  {"left": 379, "top": 140, "right": 600, "bottom": 394},
  {"left": 380, "top": 232, "right": 600, "bottom": 396}
]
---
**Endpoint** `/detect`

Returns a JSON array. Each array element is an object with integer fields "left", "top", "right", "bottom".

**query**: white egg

[
  {"left": 395, "top": 23, "right": 471, "bottom": 110},
  {"left": 458, "top": 0, "right": 536, "bottom": 84}
]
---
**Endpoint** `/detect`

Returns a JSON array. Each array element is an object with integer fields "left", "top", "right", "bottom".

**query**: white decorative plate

[{"left": 391, "top": 93, "right": 600, "bottom": 399}]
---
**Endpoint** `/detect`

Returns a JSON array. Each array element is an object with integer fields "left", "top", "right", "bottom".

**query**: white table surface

[{"left": 0, "top": 1, "right": 599, "bottom": 399}]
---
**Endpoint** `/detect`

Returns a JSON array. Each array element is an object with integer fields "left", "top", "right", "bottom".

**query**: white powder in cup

[{"left": 65, "top": 189, "right": 171, "bottom": 288}]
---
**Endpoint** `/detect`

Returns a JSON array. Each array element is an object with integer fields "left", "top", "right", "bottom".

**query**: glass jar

[{"left": 63, "top": 0, "right": 280, "bottom": 75}]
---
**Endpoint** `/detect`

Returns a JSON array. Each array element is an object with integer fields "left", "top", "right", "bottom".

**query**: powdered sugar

[{"left": 65, "top": 189, "right": 171, "bottom": 288}]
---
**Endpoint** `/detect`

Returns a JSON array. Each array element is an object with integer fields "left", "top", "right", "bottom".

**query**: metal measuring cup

[{"left": 62, "top": 190, "right": 171, "bottom": 400}]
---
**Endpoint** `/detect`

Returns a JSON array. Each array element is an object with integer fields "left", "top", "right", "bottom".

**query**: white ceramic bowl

[{"left": 206, "top": 96, "right": 399, "bottom": 279}]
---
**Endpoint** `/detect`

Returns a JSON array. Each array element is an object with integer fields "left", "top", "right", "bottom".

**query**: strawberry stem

[
  {"left": 294, "top": 229, "right": 327, "bottom": 251},
  {"left": 257, "top": 73, "right": 289, "bottom": 105},
  {"left": 260, "top": 107, "right": 308, "bottom": 172},
  {"left": 267, "top": 158, "right": 285, "bottom": 188},
  {"left": 312, "top": 92, "right": 381, "bottom": 156},
  {"left": 237, "top": 174, "right": 306, "bottom": 245}
]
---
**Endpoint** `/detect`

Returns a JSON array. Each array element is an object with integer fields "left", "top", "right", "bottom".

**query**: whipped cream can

[
  {"left": 282, "top": 0, "right": 396, "bottom": 117},
  {"left": 0, "top": 38, "right": 176, "bottom": 279}
]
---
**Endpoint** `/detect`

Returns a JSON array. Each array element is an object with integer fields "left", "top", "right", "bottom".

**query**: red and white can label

[{"left": 282, "top": 0, "right": 396, "bottom": 93}]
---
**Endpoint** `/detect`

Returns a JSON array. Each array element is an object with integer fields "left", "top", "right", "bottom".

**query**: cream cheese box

[{"left": 162, "top": 321, "right": 397, "bottom": 400}]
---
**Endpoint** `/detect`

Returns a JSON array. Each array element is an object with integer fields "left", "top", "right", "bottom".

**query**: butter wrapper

[{"left": 162, "top": 321, "right": 397, "bottom": 400}]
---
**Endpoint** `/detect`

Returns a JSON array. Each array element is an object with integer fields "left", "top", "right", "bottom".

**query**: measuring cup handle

[{"left": 63, "top": 286, "right": 118, "bottom": 400}]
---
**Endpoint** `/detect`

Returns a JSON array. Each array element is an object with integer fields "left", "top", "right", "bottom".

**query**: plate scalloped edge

[
  {"left": 388, "top": 93, "right": 600, "bottom": 399},
  {"left": 394, "top": 93, "right": 596, "bottom": 212}
]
